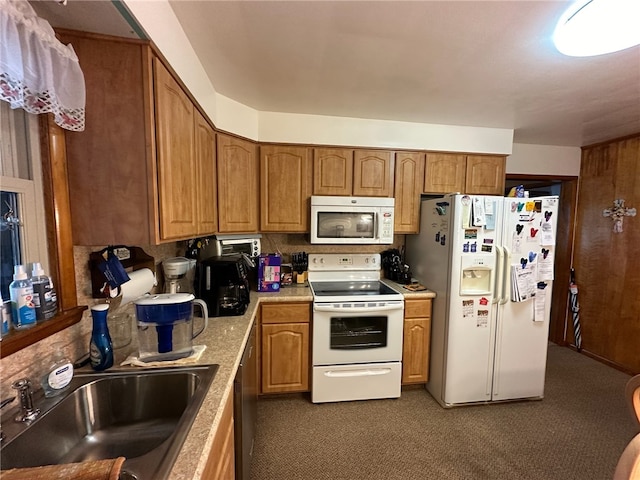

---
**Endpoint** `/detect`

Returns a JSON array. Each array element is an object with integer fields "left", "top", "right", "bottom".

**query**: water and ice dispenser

[{"left": 460, "top": 257, "right": 493, "bottom": 295}]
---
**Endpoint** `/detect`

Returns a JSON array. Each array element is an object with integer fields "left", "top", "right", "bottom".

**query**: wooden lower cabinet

[
  {"left": 202, "top": 392, "right": 235, "bottom": 480},
  {"left": 402, "top": 298, "right": 432, "bottom": 385},
  {"left": 260, "top": 302, "right": 311, "bottom": 394}
]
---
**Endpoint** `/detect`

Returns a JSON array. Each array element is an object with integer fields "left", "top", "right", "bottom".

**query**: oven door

[{"left": 312, "top": 301, "right": 404, "bottom": 366}]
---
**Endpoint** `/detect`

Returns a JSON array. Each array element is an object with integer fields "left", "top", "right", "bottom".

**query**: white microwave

[{"left": 310, "top": 196, "right": 395, "bottom": 244}]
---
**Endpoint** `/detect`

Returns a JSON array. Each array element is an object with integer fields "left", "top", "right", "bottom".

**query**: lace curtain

[{"left": 0, "top": 0, "right": 85, "bottom": 131}]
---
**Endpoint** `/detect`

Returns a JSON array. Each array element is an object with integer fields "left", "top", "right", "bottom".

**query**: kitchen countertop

[
  {"left": 381, "top": 279, "right": 437, "bottom": 299},
  {"left": 124, "top": 280, "right": 434, "bottom": 480}
]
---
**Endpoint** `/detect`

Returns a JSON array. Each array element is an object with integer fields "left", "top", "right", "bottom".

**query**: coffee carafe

[{"left": 196, "top": 255, "right": 250, "bottom": 317}]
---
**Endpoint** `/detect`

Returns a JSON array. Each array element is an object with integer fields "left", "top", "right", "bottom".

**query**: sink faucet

[{"left": 11, "top": 378, "right": 40, "bottom": 423}]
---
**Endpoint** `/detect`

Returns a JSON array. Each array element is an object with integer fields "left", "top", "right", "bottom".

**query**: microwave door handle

[{"left": 373, "top": 212, "right": 379, "bottom": 240}]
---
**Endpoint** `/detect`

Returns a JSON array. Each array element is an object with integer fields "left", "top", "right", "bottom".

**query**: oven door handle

[
  {"left": 313, "top": 304, "right": 404, "bottom": 313},
  {"left": 324, "top": 368, "right": 393, "bottom": 378}
]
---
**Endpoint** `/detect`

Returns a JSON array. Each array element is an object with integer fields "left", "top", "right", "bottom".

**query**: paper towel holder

[{"left": 89, "top": 245, "right": 155, "bottom": 299}]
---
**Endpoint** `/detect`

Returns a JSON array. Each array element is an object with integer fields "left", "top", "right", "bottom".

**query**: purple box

[{"left": 258, "top": 254, "right": 281, "bottom": 292}]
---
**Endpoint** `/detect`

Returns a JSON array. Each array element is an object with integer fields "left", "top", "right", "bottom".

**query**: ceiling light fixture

[{"left": 553, "top": 0, "right": 640, "bottom": 57}]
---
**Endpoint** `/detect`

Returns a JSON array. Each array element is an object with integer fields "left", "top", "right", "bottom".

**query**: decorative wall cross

[{"left": 603, "top": 199, "right": 636, "bottom": 233}]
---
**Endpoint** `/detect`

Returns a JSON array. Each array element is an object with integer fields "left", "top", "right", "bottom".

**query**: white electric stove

[{"left": 308, "top": 253, "right": 404, "bottom": 403}]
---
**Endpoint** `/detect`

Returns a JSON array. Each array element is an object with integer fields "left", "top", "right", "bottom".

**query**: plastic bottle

[
  {"left": 89, "top": 304, "right": 114, "bottom": 371},
  {"left": 9, "top": 265, "right": 37, "bottom": 330},
  {"left": 41, "top": 342, "right": 74, "bottom": 397},
  {"left": 31, "top": 262, "right": 58, "bottom": 321}
]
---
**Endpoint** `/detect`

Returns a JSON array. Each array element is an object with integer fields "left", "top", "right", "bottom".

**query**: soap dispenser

[
  {"left": 90, "top": 304, "right": 114, "bottom": 371},
  {"left": 41, "top": 342, "right": 74, "bottom": 397}
]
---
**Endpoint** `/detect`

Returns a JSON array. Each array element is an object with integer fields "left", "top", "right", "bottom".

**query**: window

[{"left": 0, "top": 102, "right": 49, "bottom": 301}]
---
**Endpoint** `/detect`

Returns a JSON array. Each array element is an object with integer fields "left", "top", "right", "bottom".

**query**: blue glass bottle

[{"left": 89, "top": 304, "right": 113, "bottom": 371}]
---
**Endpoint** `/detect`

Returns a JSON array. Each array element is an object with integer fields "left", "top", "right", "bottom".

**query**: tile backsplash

[
  {"left": 0, "top": 234, "right": 404, "bottom": 397},
  {"left": 260, "top": 233, "right": 405, "bottom": 261}
]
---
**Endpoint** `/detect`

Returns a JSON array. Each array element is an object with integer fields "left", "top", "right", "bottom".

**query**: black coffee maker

[{"left": 196, "top": 254, "right": 250, "bottom": 317}]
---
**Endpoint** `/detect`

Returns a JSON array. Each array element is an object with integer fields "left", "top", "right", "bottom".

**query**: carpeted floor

[{"left": 250, "top": 344, "right": 637, "bottom": 480}]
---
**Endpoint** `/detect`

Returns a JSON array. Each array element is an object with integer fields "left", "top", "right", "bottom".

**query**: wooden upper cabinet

[
  {"left": 260, "top": 145, "right": 311, "bottom": 232},
  {"left": 154, "top": 60, "right": 198, "bottom": 240},
  {"left": 60, "top": 30, "right": 159, "bottom": 245},
  {"left": 353, "top": 150, "right": 394, "bottom": 197},
  {"left": 194, "top": 112, "right": 217, "bottom": 236},
  {"left": 424, "top": 153, "right": 466, "bottom": 194},
  {"left": 464, "top": 155, "right": 506, "bottom": 195},
  {"left": 394, "top": 152, "right": 425, "bottom": 234},
  {"left": 217, "top": 133, "right": 259, "bottom": 233},
  {"left": 313, "top": 148, "right": 354, "bottom": 196},
  {"left": 424, "top": 153, "right": 506, "bottom": 195},
  {"left": 60, "top": 30, "right": 216, "bottom": 244}
]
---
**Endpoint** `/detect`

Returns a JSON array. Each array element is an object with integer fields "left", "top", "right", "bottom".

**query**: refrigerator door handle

[
  {"left": 500, "top": 246, "right": 511, "bottom": 304},
  {"left": 493, "top": 245, "right": 504, "bottom": 304}
]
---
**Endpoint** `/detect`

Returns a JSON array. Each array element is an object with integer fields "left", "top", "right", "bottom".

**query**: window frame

[{"left": 0, "top": 115, "right": 85, "bottom": 358}]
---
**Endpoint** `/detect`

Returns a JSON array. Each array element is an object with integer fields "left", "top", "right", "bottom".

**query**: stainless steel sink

[{"left": 0, "top": 364, "right": 218, "bottom": 479}]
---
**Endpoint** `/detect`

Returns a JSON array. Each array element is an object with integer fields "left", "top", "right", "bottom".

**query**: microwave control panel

[{"left": 380, "top": 210, "right": 394, "bottom": 242}]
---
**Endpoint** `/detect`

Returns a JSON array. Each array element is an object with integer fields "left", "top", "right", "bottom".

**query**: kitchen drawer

[
  {"left": 404, "top": 298, "right": 432, "bottom": 318},
  {"left": 261, "top": 302, "right": 311, "bottom": 324}
]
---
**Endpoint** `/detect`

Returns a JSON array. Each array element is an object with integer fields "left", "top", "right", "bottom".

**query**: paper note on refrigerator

[
  {"left": 477, "top": 310, "right": 489, "bottom": 328},
  {"left": 537, "top": 248, "right": 554, "bottom": 281},
  {"left": 511, "top": 262, "right": 537, "bottom": 302},
  {"left": 484, "top": 199, "right": 496, "bottom": 230},
  {"left": 540, "top": 198, "right": 557, "bottom": 246},
  {"left": 534, "top": 284, "right": 547, "bottom": 322},
  {"left": 462, "top": 299, "right": 475, "bottom": 319},
  {"left": 472, "top": 197, "right": 486, "bottom": 226}
]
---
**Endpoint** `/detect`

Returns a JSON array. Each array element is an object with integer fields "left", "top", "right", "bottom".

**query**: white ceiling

[{"left": 32, "top": 0, "right": 640, "bottom": 147}]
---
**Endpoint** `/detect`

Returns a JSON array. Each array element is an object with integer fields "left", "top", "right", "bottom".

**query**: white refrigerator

[{"left": 405, "top": 193, "right": 559, "bottom": 407}]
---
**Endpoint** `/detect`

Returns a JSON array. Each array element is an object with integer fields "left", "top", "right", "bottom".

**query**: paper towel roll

[{"left": 120, "top": 268, "right": 157, "bottom": 306}]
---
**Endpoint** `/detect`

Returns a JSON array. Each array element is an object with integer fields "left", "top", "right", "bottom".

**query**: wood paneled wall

[{"left": 573, "top": 134, "right": 640, "bottom": 374}]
